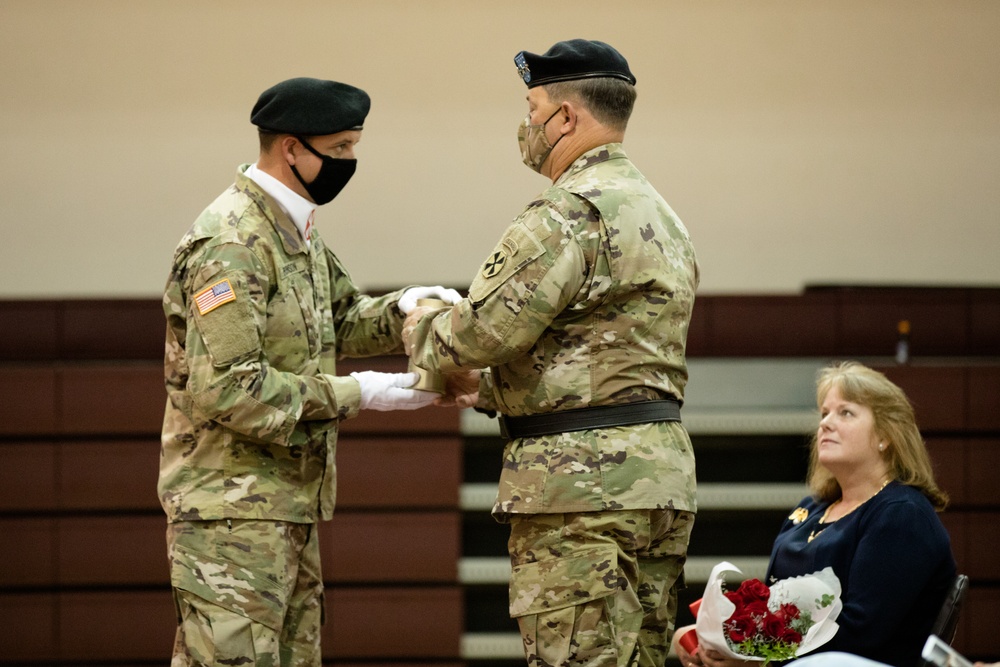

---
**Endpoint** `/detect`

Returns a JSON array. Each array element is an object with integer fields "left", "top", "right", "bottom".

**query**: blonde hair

[{"left": 806, "top": 361, "right": 948, "bottom": 510}]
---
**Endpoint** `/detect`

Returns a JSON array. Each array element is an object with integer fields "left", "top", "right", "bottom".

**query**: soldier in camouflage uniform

[
  {"left": 161, "top": 77, "right": 460, "bottom": 666},
  {"left": 403, "top": 41, "right": 699, "bottom": 667}
]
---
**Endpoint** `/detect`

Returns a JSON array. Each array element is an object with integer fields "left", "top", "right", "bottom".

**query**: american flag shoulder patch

[{"left": 194, "top": 278, "right": 237, "bottom": 315}]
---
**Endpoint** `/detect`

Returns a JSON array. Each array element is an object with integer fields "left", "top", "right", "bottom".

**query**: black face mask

[{"left": 290, "top": 137, "right": 357, "bottom": 205}]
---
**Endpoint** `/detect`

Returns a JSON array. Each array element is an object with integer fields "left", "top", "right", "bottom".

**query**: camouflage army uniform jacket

[
  {"left": 160, "top": 165, "right": 407, "bottom": 524},
  {"left": 410, "top": 144, "right": 699, "bottom": 518}
]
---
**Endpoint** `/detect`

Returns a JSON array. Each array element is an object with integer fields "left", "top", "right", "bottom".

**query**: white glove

[
  {"left": 350, "top": 371, "right": 439, "bottom": 411},
  {"left": 397, "top": 285, "right": 462, "bottom": 314}
]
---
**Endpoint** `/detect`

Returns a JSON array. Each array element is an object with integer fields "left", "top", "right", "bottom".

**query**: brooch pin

[{"left": 789, "top": 507, "right": 809, "bottom": 525}]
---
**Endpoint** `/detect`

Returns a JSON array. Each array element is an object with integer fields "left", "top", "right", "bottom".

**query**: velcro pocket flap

[
  {"left": 192, "top": 271, "right": 261, "bottom": 367},
  {"left": 468, "top": 223, "right": 547, "bottom": 307},
  {"left": 508, "top": 545, "right": 619, "bottom": 618},
  {"left": 170, "top": 543, "right": 285, "bottom": 630}
]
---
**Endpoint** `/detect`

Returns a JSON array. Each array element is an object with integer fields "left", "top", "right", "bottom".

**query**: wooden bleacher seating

[{"left": 0, "top": 286, "right": 997, "bottom": 663}]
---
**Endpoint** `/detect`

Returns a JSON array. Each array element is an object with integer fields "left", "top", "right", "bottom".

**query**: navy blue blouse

[{"left": 767, "top": 482, "right": 955, "bottom": 667}]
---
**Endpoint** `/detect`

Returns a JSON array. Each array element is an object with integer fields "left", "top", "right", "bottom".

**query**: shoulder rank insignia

[
  {"left": 482, "top": 250, "right": 507, "bottom": 279},
  {"left": 788, "top": 507, "right": 809, "bottom": 525},
  {"left": 194, "top": 278, "right": 236, "bottom": 315}
]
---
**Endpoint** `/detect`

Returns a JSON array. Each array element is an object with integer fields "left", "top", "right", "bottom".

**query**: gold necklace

[{"left": 807, "top": 479, "right": 892, "bottom": 543}]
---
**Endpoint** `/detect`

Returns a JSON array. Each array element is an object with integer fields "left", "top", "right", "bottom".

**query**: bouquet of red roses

[{"left": 678, "top": 562, "right": 842, "bottom": 664}]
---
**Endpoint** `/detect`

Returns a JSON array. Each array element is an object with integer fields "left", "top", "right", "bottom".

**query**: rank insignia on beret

[
  {"left": 514, "top": 52, "right": 531, "bottom": 84},
  {"left": 482, "top": 251, "right": 507, "bottom": 278},
  {"left": 514, "top": 39, "right": 636, "bottom": 89},
  {"left": 194, "top": 278, "right": 237, "bottom": 315}
]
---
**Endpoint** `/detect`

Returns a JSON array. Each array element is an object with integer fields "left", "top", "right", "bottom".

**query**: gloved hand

[
  {"left": 349, "top": 371, "right": 439, "bottom": 411},
  {"left": 397, "top": 285, "right": 462, "bottom": 314}
]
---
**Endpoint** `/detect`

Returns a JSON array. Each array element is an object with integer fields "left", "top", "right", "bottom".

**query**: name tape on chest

[{"left": 194, "top": 278, "right": 237, "bottom": 315}]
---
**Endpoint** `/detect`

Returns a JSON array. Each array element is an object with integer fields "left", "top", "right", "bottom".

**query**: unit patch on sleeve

[
  {"left": 194, "top": 278, "right": 237, "bottom": 315},
  {"left": 482, "top": 251, "right": 508, "bottom": 279}
]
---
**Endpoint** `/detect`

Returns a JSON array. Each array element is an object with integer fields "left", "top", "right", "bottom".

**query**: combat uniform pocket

[
  {"left": 289, "top": 281, "right": 321, "bottom": 357},
  {"left": 468, "top": 223, "right": 547, "bottom": 308},
  {"left": 508, "top": 545, "right": 619, "bottom": 618},
  {"left": 192, "top": 272, "right": 261, "bottom": 368},
  {"left": 170, "top": 543, "right": 286, "bottom": 630}
]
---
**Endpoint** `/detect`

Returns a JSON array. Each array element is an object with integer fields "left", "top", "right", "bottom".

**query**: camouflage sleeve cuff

[
  {"left": 335, "top": 287, "right": 409, "bottom": 358},
  {"left": 326, "top": 373, "right": 362, "bottom": 420},
  {"left": 476, "top": 369, "right": 498, "bottom": 412}
]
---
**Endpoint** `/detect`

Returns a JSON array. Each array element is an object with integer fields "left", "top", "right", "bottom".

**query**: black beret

[
  {"left": 514, "top": 39, "right": 636, "bottom": 88},
  {"left": 250, "top": 77, "right": 371, "bottom": 135}
]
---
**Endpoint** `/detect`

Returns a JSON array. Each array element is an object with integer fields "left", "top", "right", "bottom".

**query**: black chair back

[{"left": 918, "top": 573, "right": 969, "bottom": 666}]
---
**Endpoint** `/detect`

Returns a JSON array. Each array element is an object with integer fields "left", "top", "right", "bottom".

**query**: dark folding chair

[{"left": 918, "top": 573, "right": 969, "bottom": 666}]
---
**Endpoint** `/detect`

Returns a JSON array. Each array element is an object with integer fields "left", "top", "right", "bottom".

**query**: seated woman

[{"left": 676, "top": 361, "right": 956, "bottom": 667}]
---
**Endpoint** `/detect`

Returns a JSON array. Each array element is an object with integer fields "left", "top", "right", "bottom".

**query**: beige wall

[{"left": 1, "top": 0, "right": 997, "bottom": 298}]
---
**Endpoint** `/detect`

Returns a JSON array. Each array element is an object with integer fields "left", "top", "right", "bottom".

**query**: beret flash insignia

[{"left": 514, "top": 52, "right": 531, "bottom": 83}]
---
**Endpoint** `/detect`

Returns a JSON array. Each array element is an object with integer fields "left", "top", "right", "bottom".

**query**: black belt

[{"left": 498, "top": 399, "right": 681, "bottom": 440}]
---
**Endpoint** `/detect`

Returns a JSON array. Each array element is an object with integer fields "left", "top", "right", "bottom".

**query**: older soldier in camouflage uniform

[
  {"left": 403, "top": 40, "right": 699, "bottom": 667},
  {"left": 161, "top": 77, "right": 460, "bottom": 667}
]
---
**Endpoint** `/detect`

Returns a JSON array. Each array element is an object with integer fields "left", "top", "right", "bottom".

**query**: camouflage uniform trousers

[
  {"left": 507, "top": 508, "right": 695, "bottom": 667},
  {"left": 167, "top": 519, "right": 324, "bottom": 667}
]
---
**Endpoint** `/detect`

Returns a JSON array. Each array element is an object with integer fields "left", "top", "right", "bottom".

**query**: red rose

[
  {"left": 776, "top": 603, "right": 801, "bottom": 622},
  {"left": 726, "top": 612, "right": 757, "bottom": 644},
  {"left": 762, "top": 611, "right": 788, "bottom": 640},
  {"left": 736, "top": 578, "right": 771, "bottom": 604},
  {"left": 743, "top": 600, "right": 769, "bottom": 618},
  {"left": 781, "top": 627, "right": 804, "bottom": 645}
]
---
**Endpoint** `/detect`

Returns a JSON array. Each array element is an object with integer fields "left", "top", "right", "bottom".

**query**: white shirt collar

[{"left": 244, "top": 163, "right": 316, "bottom": 247}]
